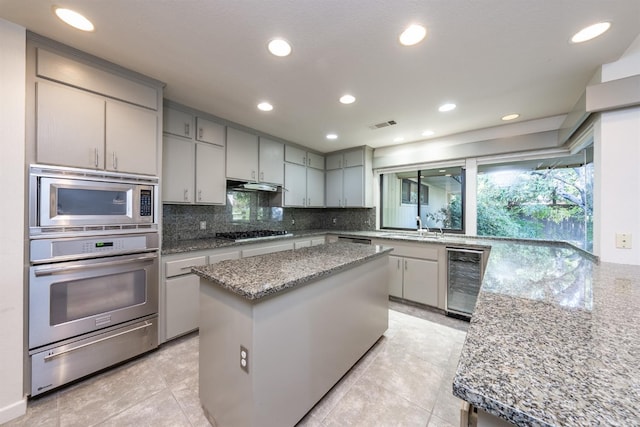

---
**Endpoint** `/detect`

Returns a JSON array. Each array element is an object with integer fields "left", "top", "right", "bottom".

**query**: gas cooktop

[{"left": 215, "top": 230, "right": 290, "bottom": 241}]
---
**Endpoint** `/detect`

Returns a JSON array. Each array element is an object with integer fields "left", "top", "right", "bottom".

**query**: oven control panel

[{"left": 30, "top": 234, "right": 159, "bottom": 263}]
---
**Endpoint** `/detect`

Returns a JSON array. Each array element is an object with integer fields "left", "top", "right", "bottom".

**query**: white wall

[
  {"left": 0, "top": 18, "right": 27, "bottom": 423},
  {"left": 595, "top": 34, "right": 640, "bottom": 265}
]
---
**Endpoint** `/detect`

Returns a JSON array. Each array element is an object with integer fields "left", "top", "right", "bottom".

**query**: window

[
  {"left": 381, "top": 167, "right": 464, "bottom": 232},
  {"left": 476, "top": 147, "right": 593, "bottom": 251}
]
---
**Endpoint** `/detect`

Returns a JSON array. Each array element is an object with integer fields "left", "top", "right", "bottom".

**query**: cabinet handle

[
  {"left": 404, "top": 260, "right": 408, "bottom": 271},
  {"left": 307, "top": 157, "right": 311, "bottom": 166},
  {"left": 397, "top": 259, "right": 401, "bottom": 269},
  {"left": 307, "top": 198, "right": 311, "bottom": 206},
  {"left": 185, "top": 123, "right": 190, "bottom": 137},
  {"left": 199, "top": 127, "right": 203, "bottom": 139},
  {"left": 112, "top": 152, "right": 117, "bottom": 170},
  {"left": 94, "top": 148, "right": 99, "bottom": 168},
  {"left": 302, "top": 197, "right": 306, "bottom": 206},
  {"left": 260, "top": 171, "right": 264, "bottom": 181},
  {"left": 184, "top": 189, "right": 189, "bottom": 201},
  {"left": 302, "top": 156, "right": 306, "bottom": 164},
  {"left": 198, "top": 190, "right": 202, "bottom": 201}
]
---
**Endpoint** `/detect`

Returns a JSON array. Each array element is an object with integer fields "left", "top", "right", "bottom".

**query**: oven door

[
  {"left": 29, "top": 252, "right": 159, "bottom": 349},
  {"left": 36, "top": 176, "right": 153, "bottom": 227}
]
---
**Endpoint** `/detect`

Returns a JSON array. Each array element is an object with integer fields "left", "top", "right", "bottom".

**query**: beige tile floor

[{"left": 7, "top": 303, "right": 468, "bottom": 427}]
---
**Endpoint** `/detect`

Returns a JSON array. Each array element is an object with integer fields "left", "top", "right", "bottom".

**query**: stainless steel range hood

[{"left": 226, "top": 180, "right": 281, "bottom": 193}]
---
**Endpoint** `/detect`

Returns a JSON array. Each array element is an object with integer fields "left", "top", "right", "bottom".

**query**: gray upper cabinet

[
  {"left": 226, "top": 127, "right": 259, "bottom": 181},
  {"left": 36, "top": 81, "right": 158, "bottom": 175},
  {"left": 283, "top": 145, "right": 325, "bottom": 207},
  {"left": 196, "top": 117, "right": 225, "bottom": 146},
  {"left": 259, "top": 137, "right": 284, "bottom": 185},
  {"left": 31, "top": 44, "right": 162, "bottom": 176},
  {"left": 164, "top": 107, "right": 194, "bottom": 139},
  {"left": 325, "top": 146, "right": 373, "bottom": 208}
]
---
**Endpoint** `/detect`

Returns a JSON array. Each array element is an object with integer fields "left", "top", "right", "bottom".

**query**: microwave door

[{"left": 41, "top": 178, "right": 134, "bottom": 227}]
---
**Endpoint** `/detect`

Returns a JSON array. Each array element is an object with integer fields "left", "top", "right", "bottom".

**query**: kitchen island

[
  {"left": 192, "top": 242, "right": 392, "bottom": 427},
  {"left": 453, "top": 241, "right": 640, "bottom": 426}
]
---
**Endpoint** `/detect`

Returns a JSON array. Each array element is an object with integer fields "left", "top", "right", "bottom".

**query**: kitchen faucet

[{"left": 416, "top": 216, "right": 429, "bottom": 236}]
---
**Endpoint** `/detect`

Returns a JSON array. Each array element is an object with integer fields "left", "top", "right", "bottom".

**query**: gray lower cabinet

[
  {"left": 388, "top": 254, "right": 438, "bottom": 306},
  {"left": 162, "top": 237, "right": 325, "bottom": 342}
]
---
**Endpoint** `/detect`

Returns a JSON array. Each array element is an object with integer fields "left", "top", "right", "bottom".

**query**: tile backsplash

[{"left": 162, "top": 191, "right": 375, "bottom": 242}]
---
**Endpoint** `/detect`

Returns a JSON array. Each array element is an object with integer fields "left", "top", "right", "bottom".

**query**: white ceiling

[{"left": 1, "top": 0, "right": 639, "bottom": 153}]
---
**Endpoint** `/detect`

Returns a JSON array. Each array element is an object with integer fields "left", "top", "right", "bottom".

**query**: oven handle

[
  {"left": 43, "top": 321, "right": 153, "bottom": 361},
  {"left": 33, "top": 254, "right": 157, "bottom": 277}
]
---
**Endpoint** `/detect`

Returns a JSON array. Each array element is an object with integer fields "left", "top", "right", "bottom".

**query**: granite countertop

[
  {"left": 167, "top": 229, "right": 637, "bottom": 423},
  {"left": 161, "top": 229, "right": 330, "bottom": 255},
  {"left": 452, "top": 241, "right": 640, "bottom": 426},
  {"left": 191, "top": 241, "right": 393, "bottom": 300}
]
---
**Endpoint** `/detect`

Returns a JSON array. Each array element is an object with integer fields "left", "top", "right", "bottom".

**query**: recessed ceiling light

[
  {"left": 438, "top": 103, "right": 456, "bottom": 112},
  {"left": 268, "top": 38, "right": 292, "bottom": 57},
  {"left": 393, "top": 137, "right": 404, "bottom": 143},
  {"left": 339, "top": 94, "right": 356, "bottom": 104},
  {"left": 422, "top": 130, "right": 435, "bottom": 137},
  {"left": 53, "top": 7, "right": 94, "bottom": 31},
  {"left": 326, "top": 133, "right": 338, "bottom": 140},
  {"left": 502, "top": 113, "right": 520, "bottom": 121},
  {"left": 399, "top": 24, "right": 427, "bottom": 46},
  {"left": 257, "top": 102, "right": 273, "bottom": 111},
  {"left": 571, "top": 22, "right": 611, "bottom": 43}
]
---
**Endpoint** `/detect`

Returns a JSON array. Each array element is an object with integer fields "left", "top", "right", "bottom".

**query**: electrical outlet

[
  {"left": 240, "top": 345, "right": 249, "bottom": 373},
  {"left": 199, "top": 221, "right": 206, "bottom": 230},
  {"left": 291, "top": 219, "right": 295, "bottom": 225},
  {"left": 332, "top": 218, "right": 337, "bottom": 224},
  {"left": 616, "top": 233, "right": 632, "bottom": 249}
]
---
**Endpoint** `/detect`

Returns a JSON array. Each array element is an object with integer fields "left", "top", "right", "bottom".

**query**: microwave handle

[{"left": 33, "top": 254, "right": 157, "bottom": 277}]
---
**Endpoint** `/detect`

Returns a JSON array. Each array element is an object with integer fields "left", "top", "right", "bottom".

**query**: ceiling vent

[{"left": 369, "top": 120, "right": 397, "bottom": 130}]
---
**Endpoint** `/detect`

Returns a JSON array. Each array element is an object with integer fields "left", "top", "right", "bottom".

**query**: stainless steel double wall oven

[{"left": 28, "top": 164, "right": 160, "bottom": 396}]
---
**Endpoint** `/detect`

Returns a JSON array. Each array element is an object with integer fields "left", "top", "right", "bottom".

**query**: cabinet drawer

[
  {"left": 386, "top": 243, "right": 439, "bottom": 260},
  {"left": 242, "top": 242, "right": 294, "bottom": 257},
  {"left": 294, "top": 240, "right": 311, "bottom": 249},
  {"left": 311, "top": 237, "right": 326, "bottom": 246},
  {"left": 165, "top": 256, "right": 207, "bottom": 278},
  {"left": 208, "top": 251, "right": 240, "bottom": 264}
]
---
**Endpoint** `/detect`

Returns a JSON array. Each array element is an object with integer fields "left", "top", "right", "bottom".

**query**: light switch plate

[{"left": 616, "top": 233, "right": 632, "bottom": 249}]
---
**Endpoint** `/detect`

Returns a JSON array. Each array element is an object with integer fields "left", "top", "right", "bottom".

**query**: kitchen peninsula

[{"left": 192, "top": 242, "right": 392, "bottom": 427}]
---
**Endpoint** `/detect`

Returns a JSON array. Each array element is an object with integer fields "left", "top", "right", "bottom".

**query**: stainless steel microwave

[{"left": 29, "top": 164, "right": 159, "bottom": 236}]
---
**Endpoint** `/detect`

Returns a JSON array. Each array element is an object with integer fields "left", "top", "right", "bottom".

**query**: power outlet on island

[
  {"left": 616, "top": 233, "right": 632, "bottom": 249},
  {"left": 199, "top": 221, "right": 207, "bottom": 230}
]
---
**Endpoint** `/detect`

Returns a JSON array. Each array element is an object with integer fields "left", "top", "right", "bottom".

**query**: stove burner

[{"left": 215, "top": 230, "right": 289, "bottom": 241}]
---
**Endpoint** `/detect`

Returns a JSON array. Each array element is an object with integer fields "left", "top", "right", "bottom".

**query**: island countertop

[
  {"left": 453, "top": 241, "right": 640, "bottom": 426},
  {"left": 191, "top": 241, "right": 393, "bottom": 300}
]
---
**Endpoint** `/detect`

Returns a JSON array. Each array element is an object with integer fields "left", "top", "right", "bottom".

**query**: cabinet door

[
  {"left": 403, "top": 258, "right": 438, "bottom": 307},
  {"left": 325, "top": 169, "right": 343, "bottom": 207},
  {"left": 106, "top": 101, "right": 158, "bottom": 175},
  {"left": 195, "top": 143, "right": 225, "bottom": 204},
  {"left": 165, "top": 274, "right": 200, "bottom": 340},
  {"left": 164, "top": 107, "right": 193, "bottom": 138},
  {"left": 388, "top": 256, "right": 404, "bottom": 298},
  {"left": 36, "top": 81, "right": 105, "bottom": 169},
  {"left": 195, "top": 117, "right": 225, "bottom": 146},
  {"left": 284, "top": 162, "right": 307, "bottom": 207},
  {"left": 259, "top": 138, "right": 284, "bottom": 185},
  {"left": 284, "top": 145, "right": 306, "bottom": 166},
  {"left": 226, "top": 127, "right": 258, "bottom": 181},
  {"left": 343, "top": 149, "right": 364, "bottom": 167},
  {"left": 306, "top": 167, "right": 325, "bottom": 207},
  {"left": 325, "top": 153, "right": 342, "bottom": 170},
  {"left": 162, "top": 135, "right": 194, "bottom": 203},
  {"left": 307, "top": 152, "right": 325, "bottom": 170},
  {"left": 343, "top": 166, "right": 364, "bottom": 207}
]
